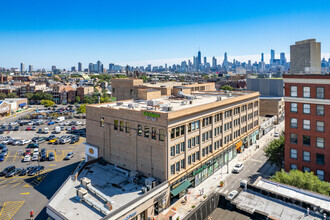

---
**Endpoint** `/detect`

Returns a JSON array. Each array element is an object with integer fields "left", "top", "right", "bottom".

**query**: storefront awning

[
  {"left": 19, "top": 103, "right": 26, "bottom": 107},
  {"left": 170, "top": 180, "right": 191, "bottom": 197}
]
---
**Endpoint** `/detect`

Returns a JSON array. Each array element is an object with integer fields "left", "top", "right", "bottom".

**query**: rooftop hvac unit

[
  {"left": 147, "top": 185, "right": 152, "bottom": 191},
  {"left": 167, "top": 106, "right": 173, "bottom": 111},
  {"left": 189, "top": 100, "right": 193, "bottom": 105},
  {"left": 81, "top": 177, "right": 91, "bottom": 187},
  {"left": 181, "top": 101, "right": 187, "bottom": 105},
  {"left": 145, "top": 177, "right": 156, "bottom": 187},
  {"left": 147, "top": 100, "right": 159, "bottom": 106},
  {"left": 227, "top": 92, "right": 232, "bottom": 97},
  {"left": 141, "top": 187, "right": 147, "bottom": 194},
  {"left": 152, "top": 180, "right": 157, "bottom": 188},
  {"left": 217, "top": 96, "right": 222, "bottom": 101},
  {"left": 77, "top": 187, "right": 88, "bottom": 198},
  {"left": 116, "top": 102, "right": 123, "bottom": 106},
  {"left": 128, "top": 103, "right": 133, "bottom": 108}
]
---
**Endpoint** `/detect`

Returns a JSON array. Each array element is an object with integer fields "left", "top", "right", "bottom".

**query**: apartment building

[
  {"left": 111, "top": 78, "right": 216, "bottom": 101},
  {"left": 76, "top": 86, "right": 94, "bottom": 100},
  {"left": 283, "top": 74, "right": 329, "bottom": 181},
  {"left": 86, "top": 88, "right": 260, "bottom": 203}
]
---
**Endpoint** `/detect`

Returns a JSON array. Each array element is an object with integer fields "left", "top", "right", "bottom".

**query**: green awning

[{"left": 170, "top": 180, "right": 191, "bottom": 197}]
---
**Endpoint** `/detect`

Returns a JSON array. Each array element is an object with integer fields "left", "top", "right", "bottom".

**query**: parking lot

[{"left": 0, "top": 107, "right": 86, "bottom": 220}]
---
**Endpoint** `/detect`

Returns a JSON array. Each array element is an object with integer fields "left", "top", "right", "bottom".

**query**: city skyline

[{"left": 0, "top": 0, "right": 330, "bottom": 69}]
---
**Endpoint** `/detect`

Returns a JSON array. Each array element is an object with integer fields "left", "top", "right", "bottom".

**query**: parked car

[
  {"left": 54, "top": 126, "right": 61, "bottom": 134},
  {"left": 0, "top": 166, "right": 15, "bottom": 176},
  {"left": 6, "top": 168, "right": 23, "bottom": 177},
  {"left": 28, "top": 165, "right": 44, "bottom": 176},
  {"left": 12, "top": 140, "right": 21, "bottom": 145},
  {"left": 46, "top": 135, "right": 56, "bottom": 141},
  {"left": 28, "top": 122, "right": 34, "bottom": 126},
  {"left": 10, "top": 122, "right": 18, "bottom": 126},
  {"left": 64, "top": 152, "right": 74, "bottom": 160},
  {"left": 0, "top": 144, "right": 6, "bottom": 150},
  {"left": 60, "top": 138, "right": 71, "bottom": 144},
  {"left": 2, "top": 139, "right": 13, "bottom": 145},
  {"left": 38, "top": 128, "right": 43, "bottom": 134},
  {"left": 19, "top": 139, "right": 31, "bottom": 145},
  {"left": 13, "top": 126, "right": 19, "bottom": 131},
  {"left": 227, "top": 190, "right": 239, "bottom": 200},
  {"left": 274, "top": 132, "right": 280, "bottom": 137},
  {"left": 40, "top": 148, "right": 47, "bottom": 161},
  {"left": 48, "top": 152, "right": 55, "bottom": 161},
  {"left": 0, "top": 129, "right": 4, "bottom": 134},
  {"left": 26, "top": 143, "right": 39, "bottom": 149},
  {"left": 31, "top": 154, "right": 38, "bottom": 161},
  {"left": 23, "top": 149, "right": 32, "bottom": 156},
  {"left": 1, "top": 148, "right": 8, "bottom": 156},
  {"left": 26, "top": 126, "right": 32, "bottom": 131},
  {"left": 232, "top": 162, "right": 244, "bottom": 173},
  {"left": 0, "top": 153, "right": 5, "bottom": 162},
  {"left": 49, "top": 138, "right": 58, "bottom": 144},
  {"left": 7, "top": 126, "right": 13, "bottom": 131},
  {"left": 43, "top": 127, "right": 49, "bottom": 134},
  {"left": 70, "top": 136, "right": 79, "bottom": 144},
  {"left": 19, "top": 168, "right": 27, "bottom": 176},
  {"left": 23, "top": 155, "right": 31, "bottom": 162},
  {"left": 60, "top": 126, "right": 65, "bottom": 131},
  {"left": 48, "top": 121, "right": 55, "bottom": 125},
  {"left": 31, "top": 126, "right": 37, "bottom": 131}
]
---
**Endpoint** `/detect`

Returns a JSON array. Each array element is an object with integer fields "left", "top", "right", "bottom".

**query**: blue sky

[{"left": 1, "top": 0, "right": 330, "bottom": 69}]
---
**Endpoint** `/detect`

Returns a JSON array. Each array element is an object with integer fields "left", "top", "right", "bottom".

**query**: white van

[
  {"left": 43, "top": 127, "right": 49, "bottom": 134},
  {"left": 54, "top": 126, "right": 61, "bottom": 134},
  {"left": 56, "top": 116, "right": 65, "bottom": 123}
]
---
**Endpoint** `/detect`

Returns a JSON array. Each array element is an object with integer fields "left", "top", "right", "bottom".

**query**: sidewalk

[
  {"left": 159, "top": 121, "right": 285, "bottom": 219},
  {"left": 0, "top": 108, "right": 34, "bottom": 121}
]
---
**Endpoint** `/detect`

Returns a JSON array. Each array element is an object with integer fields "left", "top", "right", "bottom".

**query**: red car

[
  {"left": 26, "top": 126, "right": 32, "bottom": 131},
  {"left": 23, "top": 149, "right": 31, "bottom": 156},
  {"left": 71, "top": 126, "right": 76, "bottom": 130}
]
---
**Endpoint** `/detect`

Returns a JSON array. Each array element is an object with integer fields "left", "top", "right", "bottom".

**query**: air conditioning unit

[
  {"left": 217, "top": 96, "right": 222, "bottom": 101},
  {"left": 167, "top": 106, "right": 173, "bottom": 111},
  {"left": 116, "top": 102, "right": 123, "bottom": 106},
  {"left": 141, "top": 187, "right": 147, "bottom": 194},
  {"left": 81, "top": 177, "right": 91, "bottom": 187}
]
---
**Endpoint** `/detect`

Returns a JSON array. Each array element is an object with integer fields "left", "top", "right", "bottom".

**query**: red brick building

[{"left": 283, "top": 74, "right": 329, "bottom": 181}]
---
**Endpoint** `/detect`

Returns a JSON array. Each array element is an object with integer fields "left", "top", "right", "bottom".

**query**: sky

[{"left": 0, "top": 0, "right": 330, "bottom": 70}]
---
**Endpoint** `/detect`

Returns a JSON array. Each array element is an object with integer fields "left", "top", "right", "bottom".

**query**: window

[
  {"left": 303, "top": 151, "right": 310, "bottom": 162},
  {"left": 303, "top": 167, "right": 310, "bottom": 172},
  {"left": 188, "top": 155, "right": 191, "bottom": 165},
  {"left": 144, "top": 126, "right": 149, "bottom": 138},
  {"left": 176, "top": 162, "right": 180, "bottom": 172},
  {"left": 202, "top": 148, "right": 205, "bottom": 157},
  {"left": 303, "top": 135, "right": 310, "bottom": 146},
  {"left": 290, "top": 118, "right": 298, "bottom": 128},
  {"left": 192, "top": 154, "right": 195, "bottom": 162},
  {"left": 171, "top": 129, "right": 175, "bottom": 139},
  {"left": 290, "top": 164, "right": 297, "bottom": 170},
  {"left": 316, "top": 137, "right": 324, "bottom": 148},
  {"left": 120, "top": 121, "right": 124, "bottom": 131},
  {"left": 176, "top": 144, "right": 180, "bottom": 154},
  {"left": 303, "top": 87, "right": 310, "bottom": 98},
  {"left": 100, "top": 117, "right": 104, "bottom": 127},
  {"left": 125, "top": 122, "right": 130, "bottom": 133},
  {"left": 316, "top": 154, "right": 325, "bottom": 165},
  {"left": 290, "top": 149, "right": 297, "bottom": 159},
  {"left": 290, "top": 134, "right": 298, "bottom": 144},
  {"left": 303, "top": 104, "right": 310, "bottom": 114},
  {"left": 159, "top": 129, "right": 165, "bottom": 141},
  {"left": 196, "top": 151, "right": 200, "bottom": 160},
  {"left": 170, "top": 146, "right": 175, "bottom": 156},
  {"left": 114, "top": 120, "right": 118, "bottom": 130},
  {"left": 316, "top": 87, "right": 324, "bottom": 99},
  {"left": 180, "top": 142, "right": 185, "bottom": 152},
  {"left": 180, "top": 159, "right": 185, "bottom": 169},
  {"left": 316, "top": 105, "right": 324, "bottom": 116},
  {"left": 290, "top": 86, "right": 297, "bottom": 97},
  {"left": 138, "top": 125, "right": 142, "bottom": 136},
  {"left": 151, "top": 127, "right": 157, "bottom": 139},
  {"left": 170, "top": 165, "right": 175, "bottom": 175},
  {"left": 316, "top": 170, "right": 324, "bottom": 181},
  {"left": 316, "top": 121, "right": 324, "bottom": 132},
  {"left": 303, "top": 120, "right": 310, "bottom": 130}
]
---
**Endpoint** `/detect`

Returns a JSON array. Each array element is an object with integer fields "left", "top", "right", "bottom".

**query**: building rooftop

[
  {"left": 93, "top": 91, "right": 256, "bottom": 113},
  {"left": 47, "top": 162, "right": 156, "bottom": 220}
]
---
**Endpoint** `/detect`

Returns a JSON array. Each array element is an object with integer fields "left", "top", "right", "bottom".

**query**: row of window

[
  {"left": 202, "top": 145, "right": 212, "bottom": 157},
  {"left": 202, "top": 116, "right": 212, "bottom": 127},
  {"left": 290, "top": 134, "right": 324, "bottom": 148},
  {"left": 290, "top": 86, "right": 325, "bottom": 99},
  {"left": 188, "top": 120, "right": 200, "bottom": 132},
  {"left": 290, "top": 103, "right": 324, "bottom": 116},
  {"left": 289, "top": 164, "right": 325, "bottom": 181},
  {"left": 202, "top": 130, "right": 212, "bottom": 142},
  {"left": 112, "top": 119, "right": 165, "bottom": 141},
  {"left": 223, "top": 122, "right": 232, "bottom": 132},
  {"left": 170, "top": 141, "right": 185, "bottom": 157},
  {"left": 290, "top": 118, "right": 325, "bottom": 132},
  {"left": 170, "top": 125, "right": 185, "bottom": 139},
  {"left": 188, "top": 136, "right": 200, "bottom": 148},
  {"left": 224, "top": 110, "right": 232, "bottom": 119},
  {"left": 290, "top": 149, "right": 325, "bottom": 165},
  {"left": 214, "top": 126, "right": 222, "bottom": 137},
  {"left": 224, "top": 134, "right": 232, "bottom": 144}
]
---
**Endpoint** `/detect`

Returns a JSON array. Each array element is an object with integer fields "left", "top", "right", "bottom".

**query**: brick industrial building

[{"left": 283, "top": 74, "right": 329, "bottom": 181}]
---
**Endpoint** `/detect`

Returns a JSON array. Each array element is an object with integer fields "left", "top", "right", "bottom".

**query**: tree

[
  {"left": 7, "top": 92, "right": 18, "bottom": 98},
  {"left": 75, "top": 96, "right": 81, "bottom": 103},
  {"left": 0, "top": 93, "right": 6, "bottom": 100},
  {"left": 139, "top": 75, "right": 149, "bottom": 83},
  {"left": 43, "top": 93, "right": 53, "bottom": 101},
  {"left": 33, "top": 92, "right": 45, "bottom": 101},
  {"left": 220, "top": 85, "right": 234, "bottom": 91},
  {"left": 271, "top": 169, "right": 330, "bottom": 196},
  {"left": 25, "top": 93, "right": 34, "bottom": 100},
  {"left": 104, "top": 97, "right": 111, "bottom": 102},
  {"left": 83, "top": 95, "right": 94, "bottom": 104},
  {"left": 40, "top": 99, "right": 55, "bottom": 107},
  {"left": 77, "top": 104, "right": 86, "bottom": 114},
  {"left": 264, "top": 136, "right": 285, "bottom": 169}
]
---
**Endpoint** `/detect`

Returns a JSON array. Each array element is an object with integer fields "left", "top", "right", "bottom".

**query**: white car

[
  {"left": 232, "top": 162, "right": 244, "bottom": 173},
  {"left": 12, "top": 140, "right": 21, "bottom": 145},
  {"left": 33, "top": 148, "right": 39, "bottom": 155},
  {"left": 64, "top": 121, "right": 70, "bottom": 126},
  {"left": 227, "top": 190, "right": 239, "bottom": 200},
  {"left": 2, "top": 122, "right": 9, "bottom": 126},
  {"left": 19, "top": 139, "right": 31, "bottom": 145},
  {"left": 59, "top": 122, "right": 65, "bottom": 126},
  {"left": 76, "top": 121, "right": 82, "bottom": 125},
  {"left": 274, "top": 132, "right": 280, "bottom": 137},
  {"left": 23, "top": 155, "right": 31, "bottom": 162},
  {"left": 31, "top": 154, "right": 39, "bottom": 161},
  {"left": 28, "top": 122, "right": 34, "bottom": 126},
  {"left": 10, "top": 122, "right": 18, "bottom": 126}
]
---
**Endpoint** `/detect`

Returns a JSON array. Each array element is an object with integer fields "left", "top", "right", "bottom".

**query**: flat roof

[
  {"left": 93, "top": 91, "right": 255, "bottom": 113},
  {"left": 48, "top": 163, "right": 152, "bottom": 220}
]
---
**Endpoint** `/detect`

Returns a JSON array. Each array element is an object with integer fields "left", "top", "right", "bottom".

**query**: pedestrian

[{"left": 30, "top": 210, "right": 34, "bottom": 220}]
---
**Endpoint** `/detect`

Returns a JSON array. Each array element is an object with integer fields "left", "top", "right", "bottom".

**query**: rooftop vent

[
  {"left": 217, "top": 96, "right": 222, "bottom": 101},
  {"left": 116, "top": 102, "right": 123, "bottom": 106}
]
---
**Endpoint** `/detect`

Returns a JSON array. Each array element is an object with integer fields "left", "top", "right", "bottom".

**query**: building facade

[
  {"left": 86, "top": 89, "right": 260, "bottom": 202},
  {"left": 283, "top": 74, "right": 329, "bottom": 181},
  {"left": 247, "top": 78, "right": 284, "bottom": 97}
]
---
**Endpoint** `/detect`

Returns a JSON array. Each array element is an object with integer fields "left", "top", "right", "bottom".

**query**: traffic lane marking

[
  {"left": 0, "top": 201, "right": 25, "bottom": 220},
  {"left": 12, "top": 152, "right": 18, "bottom": 162},
  {"left": 20, "top": 192, "right": 29, "bottom": 195}
]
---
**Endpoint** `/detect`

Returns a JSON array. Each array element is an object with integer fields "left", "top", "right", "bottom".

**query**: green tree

[
  {"left": 104, "top": 97, "right": 111, "bottom": 102},
  {"left": 43, "top": 93, "right": 53, "bottom": 101},
  {"left": 7, "top": 92, "right": 18, "bottom": 98},
  {"left": 77, "top": 104, "right": 86, "bottom": 114},
  {"left": 0, "top": 93, "right": 6, "bottom": 100},
  {"left": 33, "top": 92, "right": 44, "bottom": 101},
  {"left": 220, "top": 85, "right": 234, "bottom": 91},
  {"left": 139, "top": 75, "right": 149, "bottom": 83},
  {"left": 75, "top": 96, "right": 81, "bottom": 103},
  {"left": 83, "top": 95, "right": 94, "bottom": 104},
  {"left": 264, "top": 136, "right": 285, "bottom": 169},
  {"left": 25, "top": 93, "right": 34, "bottom": 100},
  {"left": 40, "top": 99, "right": 55, "bottom": 107},
  {"left": 272, "top": 169, "right": 330, "bottom": 196}
]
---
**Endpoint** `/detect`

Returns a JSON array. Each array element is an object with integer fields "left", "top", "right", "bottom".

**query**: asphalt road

[{"left": 0, "top": 107, "right": 86, "bottom": 220}]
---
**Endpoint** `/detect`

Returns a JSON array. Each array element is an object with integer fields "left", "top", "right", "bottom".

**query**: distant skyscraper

[
  {"left": 88, "top": 63, "right": 93, "bottom": 73},
  {"left": 212, "top": 57, "right": 217, "bottom": 68},
  {"left": 97, "top": 61, "right": 103, "bottom": 73},
  {"left": 204, "top": 57, "right": 207, "bottom": 66},
  {"left": 20, "top": 62, "right": 25, "bottom": 73},
  {"left": 78, "top": 62, "right": 82, "bottom": 72},
  {"left": 197, "top": 51, "right": 201, "bottom": 66},
  {"left": 280, "top": 52, "right": 286, "bottom": 66},
  {"left": 290, "top": 39, "right": 321, "bottom": 74},
  {"left": 222, "top": 52, "right": 228, "bottom": 71},
  {"left": 71, "top": 66, "right": 76, "bottom": 72},
  {"left": 261, "top": 53, "right": 264, "bottom": 62},
  {"left": 51, "top": 65, "right": 56, "bottom": 72},
  {"left": 270, "top": 49, "right": 275, "bottom": 65},
  {"left": 28, "top": 65, "right": 33, "bottom": 72},
  {"left": 109, "top": 63, "right": 114, "bottom": 72}
]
